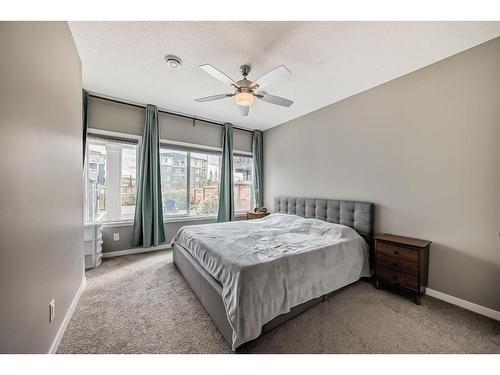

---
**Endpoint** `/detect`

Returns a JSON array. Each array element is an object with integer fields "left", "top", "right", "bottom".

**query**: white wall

[{"left": 263, "top": 38, "right": 500, "bottom": 311}]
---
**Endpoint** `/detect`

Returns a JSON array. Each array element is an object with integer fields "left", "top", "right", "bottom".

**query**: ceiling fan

[{"left": 195, "top": 64, "right": 293, "bottom": 116}]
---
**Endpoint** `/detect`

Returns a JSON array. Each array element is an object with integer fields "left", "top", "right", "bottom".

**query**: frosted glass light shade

[{"left": 234, "top": 92, "right": 254, "bottom": 107}]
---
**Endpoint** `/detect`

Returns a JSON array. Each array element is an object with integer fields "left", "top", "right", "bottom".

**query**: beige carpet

[{"left": 57, "top": 250, "right": 499, "bottom": 354}]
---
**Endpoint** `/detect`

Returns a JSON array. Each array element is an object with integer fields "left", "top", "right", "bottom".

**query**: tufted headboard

[{"left": 273, "top": 196, "right": 374, "bottom": 248}]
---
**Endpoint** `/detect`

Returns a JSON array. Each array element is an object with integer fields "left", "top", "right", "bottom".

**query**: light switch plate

[{"left": 113, "top": 233, "right": 120, "bottom": 241}]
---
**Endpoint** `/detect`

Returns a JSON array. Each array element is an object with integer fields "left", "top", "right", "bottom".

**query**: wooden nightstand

[
  {"left": 246, "top": 211, "right": 270, "bottom": 220},
  {"left": 374, "top": 234, "right": 431, "bottom": 305}
]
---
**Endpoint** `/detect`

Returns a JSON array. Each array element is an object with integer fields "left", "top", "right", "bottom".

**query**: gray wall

[
  {"left": 88, "top": 96, "right": 253, "bottom": 152},
  {"left": 0, "top": 22, "right": 84, "bottom": 352},
  {"left": 263, "top": 38, "right": 500, "bottom": 311},
  {"left": 102, "top": 216, "right": 245, "bottom": 253},
  {"left": 102, "top": 219, "right": 216, "bottom": 253}
]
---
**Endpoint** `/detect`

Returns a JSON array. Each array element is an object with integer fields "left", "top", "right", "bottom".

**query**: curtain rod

[{"left": 88, "top": 93, "right": 255, "bottom": 134}]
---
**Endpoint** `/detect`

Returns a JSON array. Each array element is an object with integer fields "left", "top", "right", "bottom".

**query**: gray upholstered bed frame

[
  {"left": 274, "top": 197, "right": 374, "bottom": 250},
  {"left": 173, "top": 197, "right": 374, "bottom": 350}
]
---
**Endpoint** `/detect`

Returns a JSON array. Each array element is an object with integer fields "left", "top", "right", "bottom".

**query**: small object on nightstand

[
  {"left": 254, "top": 205, "right": 267, "bottom": 213},
  {"left": 246, "top": 211, "right": 270, "bottom": 220},
  {"left": 373, "top": 234, "right": 431, "bottom": 305}
]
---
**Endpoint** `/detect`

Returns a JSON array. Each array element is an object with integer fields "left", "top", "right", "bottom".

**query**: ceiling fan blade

[
  {"left": 250, "top": 65, "right": 291, "bottom": 89},
  {"left": 195, "top": 93, "right": 234, "bottom": 102},
  {"left": 257, "top": 92, "right": 294, "bottom": 107},
  {"left": 239, "top": 105, "right": 249, "bottom": 117},
  {"left": 200, "top": 64, "right": 238, "bottom": 87}
]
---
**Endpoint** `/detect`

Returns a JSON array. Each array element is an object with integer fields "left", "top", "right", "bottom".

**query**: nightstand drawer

[
  {"left": 376, "top": 266, "right": 418, "bottom": 291},
  {"left": 376, "top": 242, "right": 418, "bottom": 263},
  {"left": 377, "top": 254, "right": 419, "bottom": 276}
]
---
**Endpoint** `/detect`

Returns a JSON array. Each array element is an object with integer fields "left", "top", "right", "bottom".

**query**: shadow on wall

[
  {"left": 428, "top": 242, "right": 500, "bottom": 311},
  {"left": 372, "top": 202, "right": 434, "bottom": 236}
]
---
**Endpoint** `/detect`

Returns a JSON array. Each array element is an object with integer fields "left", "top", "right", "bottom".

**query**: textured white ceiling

[{"left": 69, "top": 21, "right": 500, "bottom": 131}]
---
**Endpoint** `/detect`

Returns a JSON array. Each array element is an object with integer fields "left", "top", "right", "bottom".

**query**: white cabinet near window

[{"left": 84, "top": 221, "right": 103, "bottom": 269}]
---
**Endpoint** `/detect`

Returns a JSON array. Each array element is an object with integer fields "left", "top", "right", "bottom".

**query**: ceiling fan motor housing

[
  {"left": 240, "top": 64, "right": 251, "bottom": 77},
  {"left": 236, "top": 82, "right": 253, "bottom": 92}
]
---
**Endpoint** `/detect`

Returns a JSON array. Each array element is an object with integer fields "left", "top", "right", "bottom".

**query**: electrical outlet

[
  {"left": 113, "top": 233, "right": 120, "bottom": 241},
  {"left": 49, "top": 299, "right": 55, "bottom": 323}
]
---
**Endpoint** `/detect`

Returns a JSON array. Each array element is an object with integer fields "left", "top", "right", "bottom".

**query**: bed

[{"left": 172, "top": 197, "right": 374, "bottom": 350}]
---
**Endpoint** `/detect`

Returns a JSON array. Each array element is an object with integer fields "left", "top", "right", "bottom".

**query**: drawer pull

[
  {"left": 393, "top": 262, "right": 398, "bottom": 267},
  {"left": 393, "top": 251, "right": 399, "bottom": 255}
]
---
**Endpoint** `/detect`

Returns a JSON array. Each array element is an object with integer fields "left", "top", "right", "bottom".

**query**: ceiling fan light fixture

[
  {"left": 234, "top": 92, "right": 254, "bottom": 107},
  {"left": 195, "top": 63, "right": 293, "bottom": 114}
]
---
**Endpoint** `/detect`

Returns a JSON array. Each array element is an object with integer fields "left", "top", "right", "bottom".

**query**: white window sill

[{"left": 102, "top": 213, "right": 246, "bottom": 228}]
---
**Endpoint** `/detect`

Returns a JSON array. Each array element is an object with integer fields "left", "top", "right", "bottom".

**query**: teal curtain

[
  {"left": 252, "top": 130, "right": 263, "bottom": 208},
  {"left": 132, "top": 105, "right": 166, "bottom": 247},
  {"left": 82, "top": 90, "right": 89, "bottom": 166},
  {"left": 217, "top": 123, "right": 234, "bottom": 222}
]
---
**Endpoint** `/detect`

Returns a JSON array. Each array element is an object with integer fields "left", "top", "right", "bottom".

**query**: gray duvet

[{"left": 171, "top": 213, "right": 370, "bottom": 350}]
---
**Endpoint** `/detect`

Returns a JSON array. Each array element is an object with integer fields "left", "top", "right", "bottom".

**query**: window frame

[
  {"left": 159, "top": 146, "right": 189, "bottom": 216},
  {"left": 85, "top": 132, "right": 253, "bottom": 227},
  {"left": 85, "top": 128, "right": 141, "bottom": 224},
  {"left": 159, "top": 139, "right": 253, "bottom": 220},
  {"left": 232, "top": 152, "right": 255, "bottom": 213},
  {"left": 160, "top": 140, "right": 221, "bottom": 219}
]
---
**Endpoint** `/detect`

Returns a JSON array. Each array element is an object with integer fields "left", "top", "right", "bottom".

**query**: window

[
  {"left": 190, "top": 152, "right": 220, "bottom": 216},
  {"left": 85, "top": 136, "right": 138, "bottom": 222},
  {"left": 85, "top": 130, "right": 253, "bottom": 222},
  {"left": 160, "top": 145, "right": 222, "bottom": 217},
  {"left": 121, "top": 146, "right": 137, "bottom": 220},
  {"left": 160, "top": 149, "right": 188, "bottom": 215},
  {"left": 234, "top": 155, "right": 253, "bottom": 212}
]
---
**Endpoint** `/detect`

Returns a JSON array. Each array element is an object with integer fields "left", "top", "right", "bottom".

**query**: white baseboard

[
  {"left": 49, "top": 276, "right": 86, "bottom": 354},
  {"left": 426, "top": 288, "right": 500, "bottom": 321},
  {"left": 102, "top": 244, "right": 172, "bottom": 258}
]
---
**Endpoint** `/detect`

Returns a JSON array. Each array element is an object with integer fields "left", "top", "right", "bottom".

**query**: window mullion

[
  {"left": 186, "top": 151, "right": 191, "bottom": 216},
  {"left": 86, "top": 136, "right": 138, "bottom": 223}
]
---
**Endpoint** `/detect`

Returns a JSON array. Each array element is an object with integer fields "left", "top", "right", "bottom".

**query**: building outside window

[
  {"left": 189, "top": 152, "right": 220, "bottom": 216},
  {"left": 160, "top": 149, "right": 188, "bottom": 215},
  {"left": 160, "top": 146, "right": 222, "bottom": 217},
  {"left": 233, "top": 155, "right": 253, "bottom": 212},
  {"left": 85, "top": 134, "right": 253, "bottom": 223}
]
